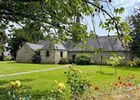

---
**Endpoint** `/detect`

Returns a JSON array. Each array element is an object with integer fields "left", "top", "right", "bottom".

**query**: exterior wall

[
  {"left": 40, "top": 50, "right": 55, "bottom": 63},
  {"left": 41, "top": 50, "right": 68, "bottom": 64},
  {"left": 16, "top": 45, "right": 35, "bottom": 63},
  {"left": 55, "top": 50, "right": 68, "bottom": 64},
  {"left": 68, "top": 51, "right": 131, "bottom": 65}
]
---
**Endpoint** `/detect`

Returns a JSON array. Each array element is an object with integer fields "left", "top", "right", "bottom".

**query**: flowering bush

[
  {"left": 113, "top": 75, "right": 136, "bottom": 89},
  {"left": 10, "top": 80, "right": 21, "bottom": 89},
  {"left": 64, "top": 66, "right": 93, "bottom": 99},
  {"left": 7, "top": 80, "right": 32, "bottom": 100},
  {"left": 43, "top": 80, "right": 66, "bottom": 100},
  {"left": 106, "top": 53, "right": 125, "bottom": 74}
]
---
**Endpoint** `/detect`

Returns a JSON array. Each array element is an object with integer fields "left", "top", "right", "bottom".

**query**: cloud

[{"left": 112, "top": 0, "right": 140, "bottom": 8}]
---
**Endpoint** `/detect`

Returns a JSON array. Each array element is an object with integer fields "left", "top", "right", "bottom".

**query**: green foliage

[
  {"left": 32, "top": 53, "right": 41, "bottom": 64},
  {"left": 4, "top": 56, "right": 13, "bottom": 61},
  {"left": 75, "top": 54, "right": 92, "bottom": 65},
  {"left": 132, "top": 57, "right": 140, "bottom": 65},
  {"left": 0, "top": 27, "right": 7, "bottom": 60},
  {"left": 7, "top": 81, "right": 32, "bottom": 100},
  {"left": 59, "top": 58, "right": 69, "bottom": 64},
  {"left": 65, "top": 67, "right": 91, "bottom": 99},
  {"left": 106, "top": 53, "right": 125, "bottom": 66},
  {"left": 129, "top": 9, "right": 140, "bottom": 58},
  {"left": 106, "top": 53, "right": 125, "bottom": 74},
  {"left": 39, "top": 81, "right": 66, "bottom": 100},
  {"left": 114, "top": 7, "right": 125, "bottom": 15},
  {"left": 8, "top": 22, "right": 45, "bottom": 58},
  {"left": 127, "top": 60, "right": 137, "bottom": 67},
  {"left": 0, "top": 0, "right": 130, "bottom": 45}
]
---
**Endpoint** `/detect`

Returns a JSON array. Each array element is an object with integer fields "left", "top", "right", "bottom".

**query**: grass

[
  {"left": 0, "top": 62, "right": 140, "bottom": 99},
  {"left": 0, "top": 61, "right": 61, "bottom": 74}
]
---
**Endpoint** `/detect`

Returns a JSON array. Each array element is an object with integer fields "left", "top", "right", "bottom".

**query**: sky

[{"left": 83, "top": 0, "right": 140, "bottom": 36}]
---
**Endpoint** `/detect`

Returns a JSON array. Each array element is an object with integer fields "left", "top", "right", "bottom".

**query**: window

[
  {"left": 46, "top": 51, "right": 49, "bottom": 57},
  {"left": 60, "top": 51, "right": 63, "bottom": 57}
]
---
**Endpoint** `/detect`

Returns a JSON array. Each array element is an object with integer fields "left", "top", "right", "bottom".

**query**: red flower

[
  {"left": 114, "top": 83, "right": 118, "bottom": 87},
  {"left": 127, "top": 83, "right": 133, "bottom": 87},
  {"left": 118, "top": 76, "right": 121, "bottom": 80},
  {"left": 123, "top": 83, "right": 126, "bottom": 86},
  {"left": 95, "top": 86, "right": 99, "bottom": 91}
]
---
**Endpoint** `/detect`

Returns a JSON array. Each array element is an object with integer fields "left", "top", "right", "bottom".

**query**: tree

[
  {"left": 8, "top": 21, "right": 45, "bottom": 59},
  {"left": 0, "top": 27, "right": 7, "bottom": 60},
  {"left": 0, "top": 0, "right": 131, "bottom": 44},
  {"left": 129, "top": 8, "right": 140, "bottom": 58}
]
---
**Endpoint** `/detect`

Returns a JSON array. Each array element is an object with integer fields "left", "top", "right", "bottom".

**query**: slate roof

[
  {"left": 26, "top": 42, "right": 44, "bottom": 51},
  {"left": 69, "top": 36, "right": 129, "bottom": 51},
  {"left": 37, "top": 40, "right": 67, "bottom": 50},
  {"left": 25, "top": 36, "right": 129, "bottom": 52}
]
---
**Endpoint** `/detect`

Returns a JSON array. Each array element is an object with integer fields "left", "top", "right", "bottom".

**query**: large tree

[
  {"left": 129, "top": 8, "right": 140, "bottom": 57},
  {"left": 0, "top": 0, "right": 131, "bottom": 44},
  {"left": 8, "top": 21, "right": 45, "bottom": 59}
]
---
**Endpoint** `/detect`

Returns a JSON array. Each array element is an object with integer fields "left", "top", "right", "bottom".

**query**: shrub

[
  {"left": 4, "top": 56, "right": 13, "bottom": 61},
  {"left": 75, "top": 54, "right": 92, "bottom": 65},
  {"left": 133, "top": 57, "right": 140, "bottom": 65},
  {"left": 64, "top": 66, "right": 92, "bottom": 99},
  {"left": 106, "top": 53, "right": 125, "bottom": 74},
  {"left": 7, "top": 80, "right": 32, "bottom": 99},
  {"left": 32, "top": 54, "right": 41, "bottom": 64},
  {"left": 59, "top": 58, "right": 69, "bottom": 64}
]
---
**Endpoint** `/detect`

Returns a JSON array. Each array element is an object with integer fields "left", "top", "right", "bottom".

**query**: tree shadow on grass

[
  {"left": 16, "top": 78, "right": 35, "bottom": 82},
  {"left": 0, "top": 80, "right": 10, "bottom": 85},
  {"left": 0, "top": 87, "right": 10, "bottom": 100},
  {"left": 96, "top": 71, "right": 114, "bottom": 76},
  {"left": 0, "top": 78, "right": 34, "bottom": 100}
]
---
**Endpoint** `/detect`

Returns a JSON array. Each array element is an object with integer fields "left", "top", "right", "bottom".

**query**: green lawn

[
  {"left": 0, "top": 62, "right": 140, "bottom": 99},
  {"left": 0, "top": 61, "right": 60, "bottom": 74}
]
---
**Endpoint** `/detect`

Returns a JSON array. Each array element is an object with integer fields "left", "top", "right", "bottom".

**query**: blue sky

[{"left": 83, "top": 0, "right": 140, "bottom": 36}]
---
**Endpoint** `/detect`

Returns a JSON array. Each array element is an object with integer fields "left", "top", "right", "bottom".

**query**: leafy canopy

[{"left": 0, "top": 0, "right": 131, "bottom": 44}]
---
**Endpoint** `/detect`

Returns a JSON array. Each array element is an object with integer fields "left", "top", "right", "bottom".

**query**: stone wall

[
  {"left": 40, "top": 50, "right": 55, "bottom": 63},
  {"left": 55, "top": 50, "right": 67, "bottom": 63},
  {"left": 16, "top": 45, "right": 35, "bottom": 63},
  {"left": 68, "top": 51, "right": 131, "bottom": 65},
  {"left": 40, "top": 50, "right": 68, "bottom": 64}
]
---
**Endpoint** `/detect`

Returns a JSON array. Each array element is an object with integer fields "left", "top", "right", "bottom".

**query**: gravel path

[{"left": 0, "top": 65, "right": 69, "bottom": 78}]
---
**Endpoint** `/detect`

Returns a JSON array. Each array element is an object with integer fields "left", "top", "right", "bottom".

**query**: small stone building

[
  {"left": 16, "top": 40, "right": 67, "bottom": 63},
  {"left": 16, "top": 36, "right": 131, "bottom": 64}
]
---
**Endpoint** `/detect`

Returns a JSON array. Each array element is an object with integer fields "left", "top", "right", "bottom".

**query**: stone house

[
  {"left": 67, "top": 36, "right": 131, "bottom": 64},
  {"left": 16, "top": 36, "right": 131, "bottom": 64},
  {"left": 16, "top": 40, "right": 67, "bottom": 63}
]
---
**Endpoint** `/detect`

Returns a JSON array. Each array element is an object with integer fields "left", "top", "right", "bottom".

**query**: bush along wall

[{"left": 75, "top": 54, "right": 93, "bottom": 65}]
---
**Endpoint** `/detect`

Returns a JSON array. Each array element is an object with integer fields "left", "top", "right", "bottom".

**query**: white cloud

[{"left": 112, "top": 0, "right": 140, "bottom": 8}]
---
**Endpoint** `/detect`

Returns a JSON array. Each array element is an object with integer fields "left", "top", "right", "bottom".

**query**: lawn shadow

[
  {"left": 102, "top": 73, "right": 114, "bottom": 76},
  {"left": 0, "top": 87, "right": 10, "bottom": 100},
  {"left": 17, "top": 78, "right": 35, "bottom": 82},
  {"left": 0, "top": 78, "right": 34, "bottom": 100},
  {"left": 0, "top": 80, "right": 10, "bottom": 85},
  {"left": 96, "top": 71, "right": 114, "bottom": 76}
]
